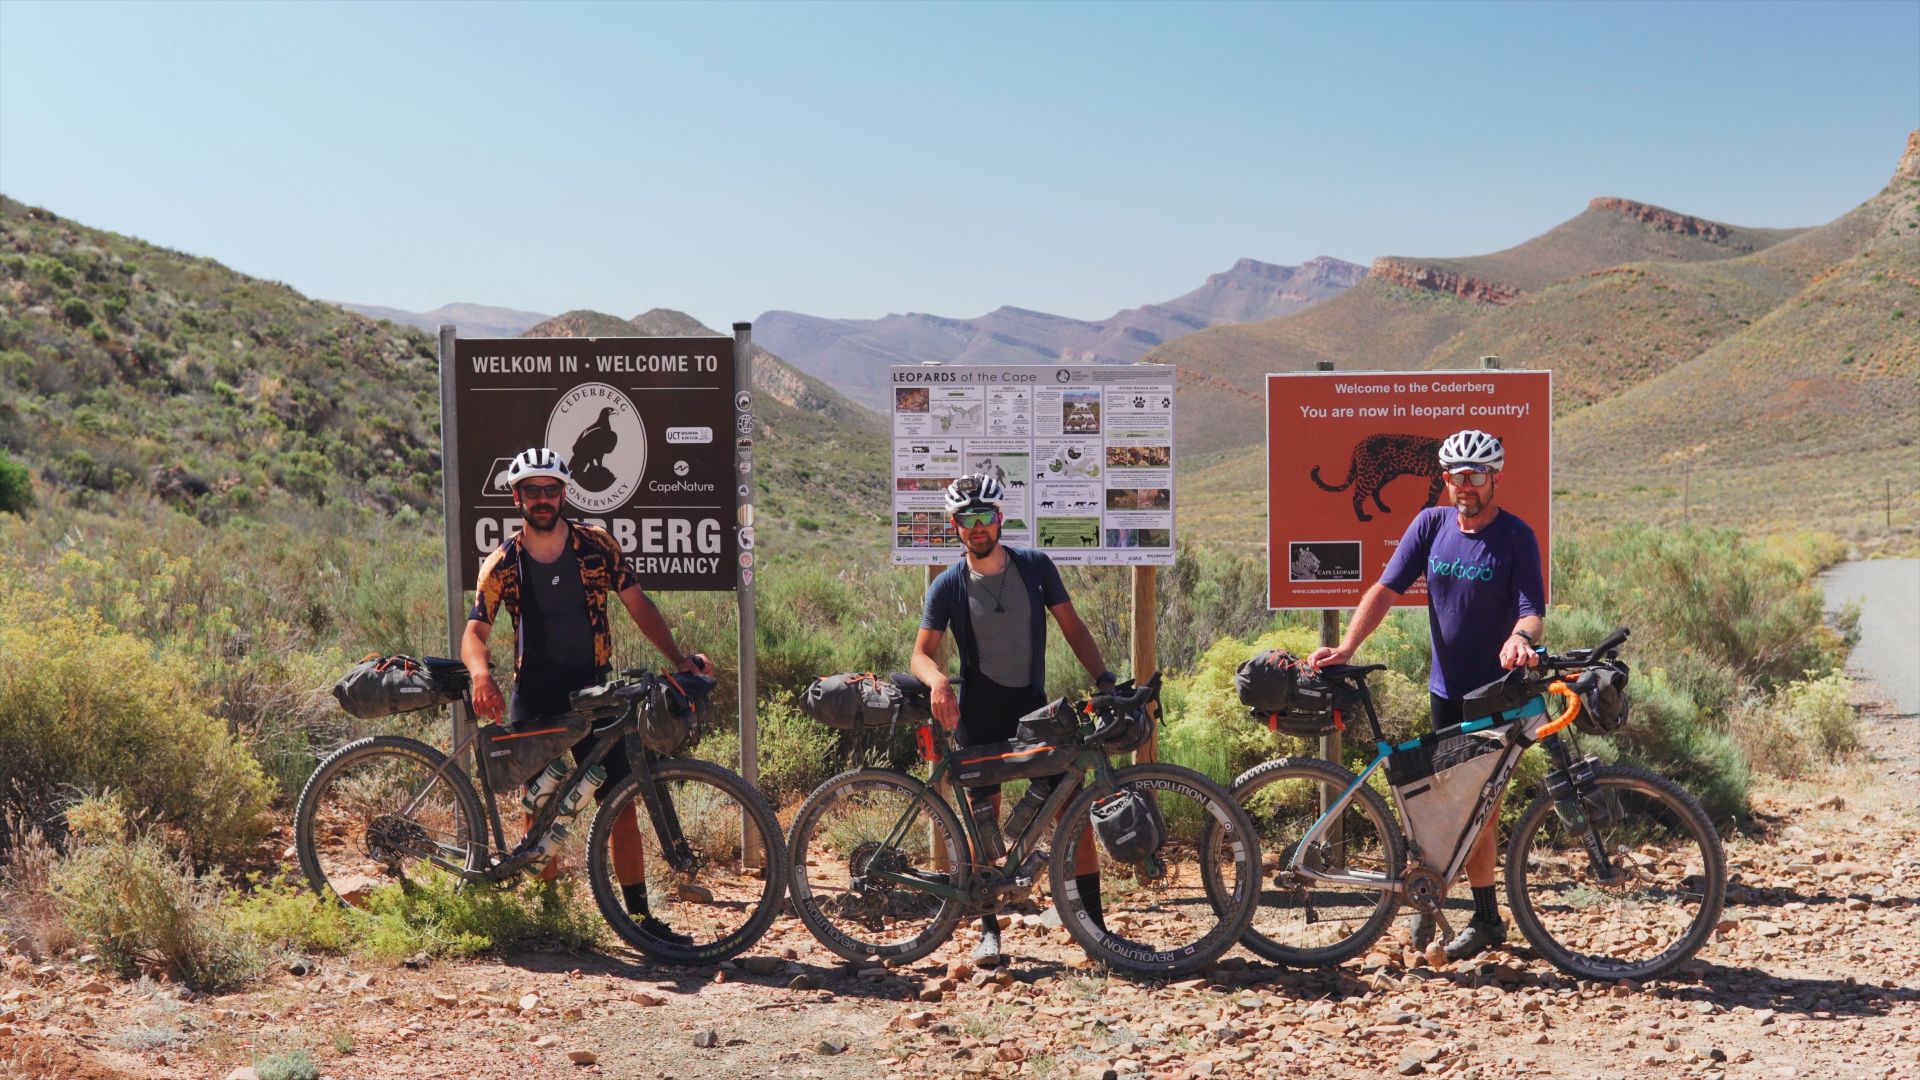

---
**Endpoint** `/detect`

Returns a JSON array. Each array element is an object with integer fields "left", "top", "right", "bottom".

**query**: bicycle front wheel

[
  {"left": 1506, "top": 764, "right": 1726, "bottom": 981},
  {"left": 293, "top": 735, "right": 486, "bottom": 904},
  {"left": 1053, "top": 764, "right": 1260, "bottom": 978},
  {"left": 586, "top": 758, "right": 788, "bottom": 966},
  {"left": 786, "top": 769, "right": 970, "bottom": 966},
  {"left": 1218, "top": 757, "right": 1406, "bottom": 968}
]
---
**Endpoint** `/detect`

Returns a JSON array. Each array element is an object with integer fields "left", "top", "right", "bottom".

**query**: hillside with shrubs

[{"left": 0, "top": 190, "right": 1874, "bottom": 1001}]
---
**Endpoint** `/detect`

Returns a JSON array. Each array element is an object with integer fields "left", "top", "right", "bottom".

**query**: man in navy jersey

[{"left": 1308, "top": 428, "right": 1545, "bottom": 961}]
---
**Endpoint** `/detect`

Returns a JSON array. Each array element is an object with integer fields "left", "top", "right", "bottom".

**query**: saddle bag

[
  {"left": 801, "top": 672, "right": 907, "bottom": 731},
  {"left": 1386, "top": 723, "right": 1518, "bottom": 869},
  {"left": 950, "top": 738, "right": 1075, "bottom": 789},
  {"left": 1235, "top": 650, "right": 1341, "bottom": 736},
  {"left": 1570, "top": 661, "right": 1631, "bottom": 736},
  {"left": 332, "top": 654, "right": 467, "bottom": 720},
  {"left": 1090, "top": 787, "right": 1167, "bottom": 865},
  {"left": 476, "top": 713, "right": 591, "bottom": 792}
]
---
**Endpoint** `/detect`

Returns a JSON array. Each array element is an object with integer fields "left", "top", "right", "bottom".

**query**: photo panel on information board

[
  {"left": 1264, "top": 369, "right": 1551, "bottom": 609},
  {"left": 889, "top": 365, "right": 1176, "bottom": 566}
]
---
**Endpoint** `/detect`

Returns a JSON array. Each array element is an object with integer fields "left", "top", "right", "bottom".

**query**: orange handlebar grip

[{"left": 1533, "top": 681, "right": 1582, "bottom": 739}]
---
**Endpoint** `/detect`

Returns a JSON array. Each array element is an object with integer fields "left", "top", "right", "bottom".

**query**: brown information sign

[
  {"left": 1266, "top": 369, "right": 1552, "bottom": 610},
  {"left": 452, "top": 336, "right": 738, "bottom": 592}
]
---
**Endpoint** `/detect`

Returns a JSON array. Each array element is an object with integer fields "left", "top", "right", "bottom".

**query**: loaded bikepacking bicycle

[
  {"left": 294, "top": 660, "right": 788, "bottom": 965},
  {"left": 1211, "top": 628, "right": 1728, "bottom": 981},
  {"left": 786, "top": 674, "right": 1263, "bottom": 978}
]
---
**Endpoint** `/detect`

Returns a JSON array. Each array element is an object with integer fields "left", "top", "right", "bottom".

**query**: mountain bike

[
  {"left": 293, "top": 661, "right": 788, "bottom": 965},
  {"left": 785, "top": 674, "right": 1261, "bottom": 978},
  {"left": 1210, "top": 628, "right": 1727, "bottom": 981}
]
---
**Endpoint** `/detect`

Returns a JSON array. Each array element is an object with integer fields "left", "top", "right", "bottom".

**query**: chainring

[{"left": 1402, "top": 866, "right": 1448, "bottom": 915}]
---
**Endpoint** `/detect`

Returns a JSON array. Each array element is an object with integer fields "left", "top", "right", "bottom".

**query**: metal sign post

[
  {"left": 438, "top": 324, "right": 474, "bottom": 766},
  {"left": 1131, "top": 565, "right": 1159, "bottom": 762},
  {"left": 733, "top": 323, "right": 762, "bottom": 867},
  {"left": 1312, "top": 360, "right": 1341, "bottom": 828}
]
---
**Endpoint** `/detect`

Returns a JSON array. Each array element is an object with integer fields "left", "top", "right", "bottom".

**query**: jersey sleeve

[
  {"left": 1379, "top": 509, "right": 1439, "bottom": 594},
  {"left": 592, "top": 526, "right": 639, "bottom": 593},
  {"left": 469, "top": 548, "right": 508, "bottom": 624},
  {"left": 1510, "top": 520, "right": 1547, "bottom": 618},
  {"left": 1036, "top": 553, "right": 1070, "bottom": 608}
]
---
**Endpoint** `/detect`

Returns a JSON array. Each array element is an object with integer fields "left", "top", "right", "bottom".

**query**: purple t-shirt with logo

[{"left": 1381, "top": 506, "right": 1546, "bottom": 699}]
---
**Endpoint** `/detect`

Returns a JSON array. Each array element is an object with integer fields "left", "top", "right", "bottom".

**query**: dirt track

[{"left": 6, "top": 651, "right": 1920, "bottom": 1078}]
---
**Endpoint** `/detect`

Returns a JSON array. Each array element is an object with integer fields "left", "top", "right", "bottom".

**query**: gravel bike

[
  {"left": 294, "top": 661, "right": 788, "bottom": 965},
  {"left": 786, "top": 674, "right": 1261, "bottom": 978},
  {"left": 1212, "top": 628, "right": 1727, "bottom": 981}
]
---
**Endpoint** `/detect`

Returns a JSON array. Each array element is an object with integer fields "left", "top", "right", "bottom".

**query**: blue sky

[{"left": 2, "top": 1, "right": 1915, "bottom": 330}]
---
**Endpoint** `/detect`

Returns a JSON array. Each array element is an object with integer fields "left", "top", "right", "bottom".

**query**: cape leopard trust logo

[{"left": 546, "top": 382, "right": 646, "bottom": 513}]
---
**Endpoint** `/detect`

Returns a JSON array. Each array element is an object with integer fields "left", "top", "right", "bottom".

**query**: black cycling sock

[
  {"left": 623, "top": 882, "right": 650, "bottom": 918},
  {"left": 980, "top": 913, "right": 1000, "bottom": 936},
  {"left": 1075, "top": 873, "right": 1105, "bottom": 931},
  {"left": 1472, "top": 885, "right": 1500, "bottom": 924}
]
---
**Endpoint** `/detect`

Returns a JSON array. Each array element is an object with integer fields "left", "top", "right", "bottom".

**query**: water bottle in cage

[{"left": 521, "top": 759, "right": 570, "bottom": 815}]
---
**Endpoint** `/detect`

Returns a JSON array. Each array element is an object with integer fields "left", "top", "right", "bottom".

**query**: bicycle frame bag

[
  {"left": 476, "top": 713, "right": 591, "bottom": 792},
  {"left": 950, "top": 738, "right": 1076, "bottom": 789},
  {"left": 332, "top": 654, "right": 467, "bottom": 719},
  {"left": 801, "top": 672, "right": 906, "bottom": 731},
  {"left": 1090, "top": 787, "right": 1167, "bottom": 864},
  {"left": 641, "top": 672, "right": 716, "bottom": 755},
  {"left": 1386, "top": 721, "right": 1523, "bottom": 869}
]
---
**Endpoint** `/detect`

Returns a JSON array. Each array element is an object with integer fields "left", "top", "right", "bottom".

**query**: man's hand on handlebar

[
  {"left": 675, "top": 652, "right": 713, "bottom": 676},
  {"left": 470, "top": 671, "right": 505, "bottom": 721},
  {"left": 1499, "top": 635, "right": 1542, "bottom": 671}
]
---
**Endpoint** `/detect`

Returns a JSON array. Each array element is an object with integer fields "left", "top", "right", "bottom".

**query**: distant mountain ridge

[
  {"left": 337, "top": 301, "right": 551, "bottom": 339},
  {"left": 754, "top": 256, "right": 1366, "bottom": 411}
]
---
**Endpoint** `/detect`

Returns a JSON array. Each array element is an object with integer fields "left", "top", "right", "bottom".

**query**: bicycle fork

[
  {"left": 1540, "top": 736, "right": 1622, "bottom": 883},
  {"left": 624, "top": 732, "right": 698, "bottom": 874}
]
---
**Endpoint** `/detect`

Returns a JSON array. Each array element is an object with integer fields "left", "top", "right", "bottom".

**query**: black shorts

[
  {"left": 1430, "top": 692, "right": 1465, "bottom": 731},
  {"left": 954, "top": 675, "right": 1048, "bottom": 806},
  {"left": 511, "top": 663, "right": 626, "bottom": 803}
]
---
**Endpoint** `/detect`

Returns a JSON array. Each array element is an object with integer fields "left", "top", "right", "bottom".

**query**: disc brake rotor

[{"left": 365, "top": 813, "right": 429, "bottom": 864}]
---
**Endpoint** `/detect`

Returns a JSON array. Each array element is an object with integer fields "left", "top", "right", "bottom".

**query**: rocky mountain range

[
  {"left": 336, "top": 301, "right": 551, "bottom": 339},
  {"left": 752, "top": 256, "right": 1367, "bottom": 411}
]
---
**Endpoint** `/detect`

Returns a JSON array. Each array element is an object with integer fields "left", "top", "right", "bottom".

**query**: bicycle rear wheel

[
  {"left": 586, "top": 758, "right": 788, "bottom": 966},
  {"left": 293, "top": 735, "right": 486, "bottom": 904},
  {"left": 786, "top": 769, "right": 970, "bottom": 966},
  {"left": 1215, "top": 757, "right": 1405, "bottom": 967},
  {"left": 1052, "top": 764, "right": 1259, "bottom": 978},
  {"left": 1506, "top": 764, "right": 1726, "bottom": 981}
]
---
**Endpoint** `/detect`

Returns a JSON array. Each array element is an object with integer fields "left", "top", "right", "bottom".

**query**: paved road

[{"left": 1821, "top": 558, "right": 1919, "bottom": 716}]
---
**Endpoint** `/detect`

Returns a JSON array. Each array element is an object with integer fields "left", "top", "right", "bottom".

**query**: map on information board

[{"left": 889, "top": 365, "right": 1176, "bottom": 566}]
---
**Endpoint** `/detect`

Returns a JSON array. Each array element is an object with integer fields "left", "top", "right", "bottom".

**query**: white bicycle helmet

[
  {"left": 505, "top": 446, "right": 571, "bottom": 487},
  {"left": 1438, "top": 429, "right": 1505, "bottom": 471},
  {"left": 944, "top": 473, "right": 1006, "bottom": 515}
]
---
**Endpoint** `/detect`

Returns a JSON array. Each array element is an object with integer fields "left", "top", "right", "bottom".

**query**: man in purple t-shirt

[{"left": 1307, "top": 428, "right": 1545, "bottom": 961}]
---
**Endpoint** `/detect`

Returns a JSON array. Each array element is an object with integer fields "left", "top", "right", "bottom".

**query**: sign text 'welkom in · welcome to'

[{"left": 453, "top": 336, "right": 738, "bottom": 591}]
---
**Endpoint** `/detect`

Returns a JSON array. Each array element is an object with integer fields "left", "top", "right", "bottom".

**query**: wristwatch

[
  {"left": 1510, "top": 628, "right": 1537, "bottom": 646},
  {"left": 1095, "top": 670, "right": 1118, "bottom": 687}
]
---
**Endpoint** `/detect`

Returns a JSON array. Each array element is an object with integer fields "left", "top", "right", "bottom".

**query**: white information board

[{"left": 888, "top": 364, "right": 1176, "bottom": 566}]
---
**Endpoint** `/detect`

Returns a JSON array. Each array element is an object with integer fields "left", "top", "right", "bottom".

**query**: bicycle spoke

[
  {"left": 1510, "top": 770, "right": 1723, "bottom": 980},
  {"left": 789, "top": 771, "right": 966, "bottom": 964},
  {"left": 297, "top": 738, "right": 482, "bottom": 905}
]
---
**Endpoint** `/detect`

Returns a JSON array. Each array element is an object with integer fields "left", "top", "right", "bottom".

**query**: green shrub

[
  {"left": 0, "top": 581, "right": 274, "bottom": 865},
  {"left": 0, "top": 455, "right": 30, "bottom": 514},
  {"left": 226, "top": 873, "right": 354, "bottom": 954},
  {"left": 60, "top": 296, "right": 94, "bottom": 326},
  {"left": 1729, "top": 671, "right": 1858, "bottom": 778},
  {"left": 350, "top": 869, "right": 602, "bottom": 963},
  {"left": 695, "top": 687, "right": 841, "bottom": 803},
  {"left": 1608, "top": 666, "right": 1750, "bottom": 822},
  {"left": 50, "top": 799, "right": 263, "bottom": 990},
  {"left": 253, "top": 1050, "right": 321, "bottom": 1080}
]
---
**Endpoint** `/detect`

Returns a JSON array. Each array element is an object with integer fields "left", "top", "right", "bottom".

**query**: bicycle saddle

[
  {"left": 889, "top": 672, "right": 935, "bottom": 714},
  {"left": 1315, "top": 663, "right": 1386, "bottom": 680}
]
